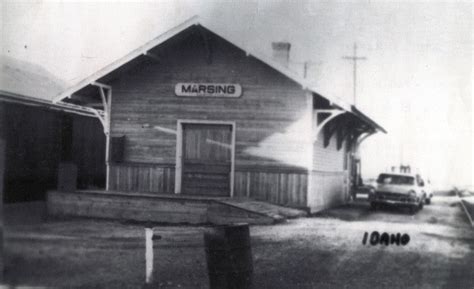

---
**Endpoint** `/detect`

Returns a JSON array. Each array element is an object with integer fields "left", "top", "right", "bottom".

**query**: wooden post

[
  {"left": 0, "top": 102, "right": 5, "bottom": 281},
  {"left": 204, "top": 224, "right": 254, "bottom": 289},
  {"left": 145, "top": 228, "right": 154, "bottom": 285},
  {"left": 144, "top": 227, "right": 162, "bottom": 287},
  {"left": 105, "top": 88, "right": 112, "bottom": 191}
]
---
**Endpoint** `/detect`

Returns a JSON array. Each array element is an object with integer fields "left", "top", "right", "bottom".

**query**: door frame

[{"left": 175, "top": 119, "right": 236, "bottom": 197}]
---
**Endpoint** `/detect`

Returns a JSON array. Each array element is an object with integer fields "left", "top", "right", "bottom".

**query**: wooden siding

[
  {"left": 313, "top": 131, "right": 346, "bottom": 172},
  {"left": 109, "top": 163, "right": 308, "bottom": 207},
  {"left": 233, "top": 166, "right": 308, "bottom": 208},
  {"left": 108, "top": 163, "right": 175, "bottom": 194},
  {"left": 308, "top": 128, "right": 351, "bottom": 212},
  {"left": 107, "top": 26, "right": 312, "bottom": 197},
  {"left": 106, "top": 28, "right": 312, "bottom": 198},
  {"left": 309, "top": 170, "right": 349, "bottom": 213}
]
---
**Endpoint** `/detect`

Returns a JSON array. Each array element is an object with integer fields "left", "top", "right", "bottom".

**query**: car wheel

[
  {"left": 425, "top": 198, "right": 431, "bottom": 205},
  {"left": 418, "top": 201, "right": 424, "bottom": 210},
  {"left": 370, "top": 202, "right": 377, "bottom": 210},
  {"left": 409, "top": 206, "right": 417, "bottom": 215}
]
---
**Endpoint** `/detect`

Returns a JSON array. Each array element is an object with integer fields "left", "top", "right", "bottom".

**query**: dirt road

[
  {"left": 2, "top": 194, "right": 473, "bottom": 288},
  {"left": 252, "top": 195, "right": 474, "bottom": 289}
]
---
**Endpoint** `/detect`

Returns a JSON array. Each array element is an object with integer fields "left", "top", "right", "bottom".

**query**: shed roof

[
  {"left": 1, "top": 55, "right": 67, "bottom": 101},
  {"left": 0, "top": 56, "right": 98, "bottom": 116}
]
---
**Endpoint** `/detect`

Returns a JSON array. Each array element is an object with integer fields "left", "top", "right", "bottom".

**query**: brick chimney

[{"left": 272, "top": 42, "right": 291, "bottom": 68}]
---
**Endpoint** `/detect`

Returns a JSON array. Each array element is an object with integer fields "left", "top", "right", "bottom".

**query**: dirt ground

[{"left": 2, "top": 193, "right": 473, "bottom": 289}]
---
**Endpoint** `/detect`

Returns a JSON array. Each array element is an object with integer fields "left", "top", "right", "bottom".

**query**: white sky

[{"left": 1, "top": 0, "right": 472, "bottom": 188}]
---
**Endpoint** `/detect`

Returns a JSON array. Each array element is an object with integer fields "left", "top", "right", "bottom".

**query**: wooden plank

[
  {"left": 183, "top": 163, "right": 230, "bottom": 173},
  {"left": 180, "top": 123, "right": 232, "bottom": 196},
  {"left": 109, "top": 163, "right": 175, "bottom": 194},
  {"left": 231, "top": 169, "right": 308, "bottom": 208},
  {"left": 308, "top": 170, "right": 346, "bottom": 212},
  {"left": 48, "top": 190, "right": 273, "bottom": 225}
]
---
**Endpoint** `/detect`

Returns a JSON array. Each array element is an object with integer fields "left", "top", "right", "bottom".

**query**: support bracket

[
  {"left": 314, "top": 109, "right": 345, "bottom": 141},
  {"left": 356, "top": 131, "right": 376, "bottom": 149},
  {"left": 346, "top": 129, "right": 366, "bottom": 152},
  {"left": 337, "top": 126, "right": 345, "bottom": 150},
  {"left": 91, "top": 82, "right": 112, "bottom": 135},
  {"left": 336, "top": 115, "right": 352, "bottom": 150},
  {"left": 324, "top": 121, "right": 338, "bottom": 147}
]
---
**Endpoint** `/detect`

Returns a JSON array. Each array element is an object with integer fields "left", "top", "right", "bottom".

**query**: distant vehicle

[
  {"left": 459, "top": 186, "right": 474, "bottom": 197},
  {"left": 368, "top": 173, "right": 431, "bottom": 214}
]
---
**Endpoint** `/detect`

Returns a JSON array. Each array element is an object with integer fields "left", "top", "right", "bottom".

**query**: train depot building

[{"left": 49, "top": 16, "right": 385, "bottom": 223}]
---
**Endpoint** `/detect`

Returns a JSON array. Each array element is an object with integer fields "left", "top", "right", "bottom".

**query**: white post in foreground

[{"left": 145, "top": 228, "right": 154, "bottom": 284}]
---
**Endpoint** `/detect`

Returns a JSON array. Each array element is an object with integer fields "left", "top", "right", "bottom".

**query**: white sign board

[{"left": 175, "top": 83, "right": 242, "bottom": 97}]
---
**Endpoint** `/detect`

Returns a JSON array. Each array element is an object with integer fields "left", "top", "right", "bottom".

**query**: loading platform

[{"left": 47, "top": 190, "right": 308, "bottom": 225}]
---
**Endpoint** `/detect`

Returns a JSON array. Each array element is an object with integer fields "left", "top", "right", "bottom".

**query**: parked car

[{"left": 368, "top": 173, "right": 430, "bottom": 214}]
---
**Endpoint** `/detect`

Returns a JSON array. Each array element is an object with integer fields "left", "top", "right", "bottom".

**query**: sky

[{"left": 1, "top": 0, "right": 472, "bottom": 188}]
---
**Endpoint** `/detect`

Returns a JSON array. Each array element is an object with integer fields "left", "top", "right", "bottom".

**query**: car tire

[
  {"left": 370, "top": 202, "right": 377, "bottom": 210},
  {"left": 418, "top": 201, "right": 424, "bottom": 210},
  {"left": 425, "top": 198, "right": 431, "bottom": 205},
  {"left": 409, "top": 206, "right": 417, "bottom": 215}
]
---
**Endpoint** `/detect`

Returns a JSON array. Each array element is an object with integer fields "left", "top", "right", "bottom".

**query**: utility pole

[
  {"left": 343, "top": 43, "right": 366, "bottom": 105},
  {"left": 300, "top": 61, "right": 320, "bottom": 79},
  {"left": 303, "top": 61, "right": 314, "bottom": 79}
]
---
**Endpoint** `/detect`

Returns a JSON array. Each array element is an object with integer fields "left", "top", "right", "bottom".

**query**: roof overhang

[
  {"left": 53, "top": 16, "right": 201, "bottom": 103},
  {"left": 0, "top": 90, "right": 100, "bottom": 118},
  {"left": 350, "top": 105, "right": 387, "bottom": 134}
]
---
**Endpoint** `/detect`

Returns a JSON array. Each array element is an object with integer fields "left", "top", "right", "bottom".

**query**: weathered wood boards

[
  {"left": 182, "top": 124, "right": 232, "bottom": 196},
  {"left": 307, "top": 131, "right": 351, "bottom": 212},
  {"left": 309, "top": 171, "right": 347, "bottom": 212},
  {"left": 234, "top": 169, "right": 308, "bottom": 208},
  {"left": 108, "top": 163, "right": 175, "bottom": 193},
  {"left": 47, "top": 190, "right": 274, "bottom": 225},
  {"left": 107, "top": 26, "right": 312, "bottom": 207}
]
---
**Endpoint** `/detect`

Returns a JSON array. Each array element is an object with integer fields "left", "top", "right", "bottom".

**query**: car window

[
  {"left": 418, "top": 178, "right": 425, "bottom": 187},
  {"left": 377, "top": 174, "right": 415, "bottom": 185}
]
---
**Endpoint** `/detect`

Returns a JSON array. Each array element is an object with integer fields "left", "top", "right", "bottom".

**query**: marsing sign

[{"left": 175, "top": 83, "right": 242, "bottom": 97}]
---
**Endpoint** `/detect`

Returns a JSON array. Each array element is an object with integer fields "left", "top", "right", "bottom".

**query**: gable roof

[
  {"left": 53, "top": 15, "right": 385, "bottom": 132},
  {"left": 53, "top": 16, "right": 350, "bottom": 109}
]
